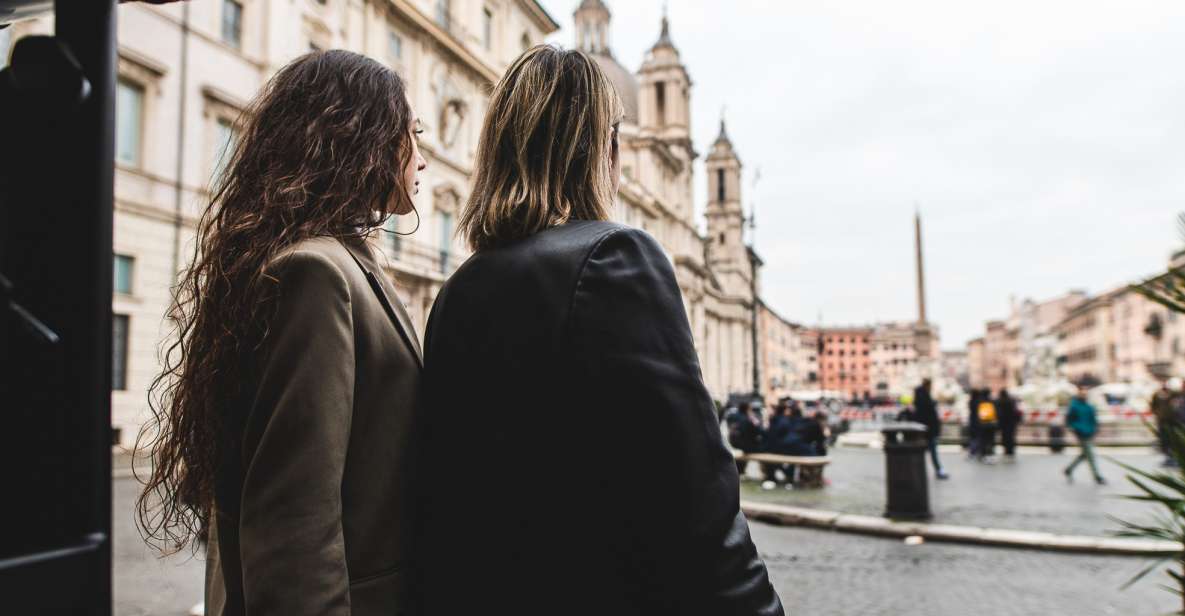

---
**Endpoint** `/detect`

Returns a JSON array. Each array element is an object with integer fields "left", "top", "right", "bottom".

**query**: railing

[{"left": 385, "top": 236, "right": 463, "bottom": 278}]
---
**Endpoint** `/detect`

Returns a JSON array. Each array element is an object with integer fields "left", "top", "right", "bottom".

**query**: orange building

[{"left": 813, "top": 327, "right": 874, "bottom": 400}]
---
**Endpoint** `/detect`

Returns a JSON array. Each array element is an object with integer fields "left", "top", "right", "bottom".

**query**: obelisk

[{"left": 915, "top": 211, "right": 927, "bottom": 325}]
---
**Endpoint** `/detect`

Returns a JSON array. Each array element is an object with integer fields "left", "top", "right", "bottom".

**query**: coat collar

[{"left": 340, "top": 238, "right": 424, "bottom": 367}]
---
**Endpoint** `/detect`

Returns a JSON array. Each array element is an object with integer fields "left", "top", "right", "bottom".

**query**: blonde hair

[{"left": 460, "top": 45, "right": 624, "bottom": 251}]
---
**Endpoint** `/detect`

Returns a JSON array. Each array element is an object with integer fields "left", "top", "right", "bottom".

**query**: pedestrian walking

[
  {"left": 1151, "top": 381, "right": 1176, "bottom": 467},
  {"left": 913, "top": 378, "right": 949, "bottom": 479},
  {"left": 996, "top": 388, "right": 1021, "bottom": 460},
  {"left": 1063, "top": 384, "right": 1106, "bottom": 485},
  {"left": 416, "top": 46, "right": 783, "bottom": 615}
]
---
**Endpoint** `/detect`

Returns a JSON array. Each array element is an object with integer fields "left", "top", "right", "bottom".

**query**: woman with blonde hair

[{"left": 416, "top": 46, "right": 784, "bottom": 616}]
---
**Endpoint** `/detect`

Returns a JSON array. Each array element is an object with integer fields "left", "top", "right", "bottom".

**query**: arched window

[{"left": 655, "top": 82, "right": 666, "bottom": 127}]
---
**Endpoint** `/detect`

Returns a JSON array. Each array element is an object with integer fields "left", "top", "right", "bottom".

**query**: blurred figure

[
  {"left": 966, "top": 389, "right": 983, "bottom": 458},
  {"left": 913, "top": 378, "right": 949, "bottom": 479},
  {"left": 975, "top": 389, "right": 999, "bottom": 462},
  {"left": 1151, "top": 381, "right": 1176, "bottom": 467},
  {"left": 763, "top": 403, "right": 820, "bottom": 488},
  {"left": 724, "top": 402, "right": 765, "bottom": 476},
  {"left": 996, "top": 388, "right": 1021, "bottom": 460},
  {"left": 1063, "top": 385, "right": 1106, "bottom": 485},
  {"left": 805, "top": 411, "right": 830, "bottom": 456}
]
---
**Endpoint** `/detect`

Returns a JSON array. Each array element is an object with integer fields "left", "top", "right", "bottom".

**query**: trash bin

[
  {"left": 1049, "top": 424, "right": 1066, "bottom": 453},
  {"left": 882, "top": 422, "right": 932, "bottom": 520}
]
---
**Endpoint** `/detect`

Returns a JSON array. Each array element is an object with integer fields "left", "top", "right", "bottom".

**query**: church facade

[{"left": 574, "top": 0, "right": 760, "bottom": 402}]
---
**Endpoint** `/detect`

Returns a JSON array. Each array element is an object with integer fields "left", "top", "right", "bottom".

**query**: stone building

[
  {"left": 940, "top": 350, "right": 970, "bottom": 392},
  {"left": 1055, "top": 285, "right": 1185, "bottom": 386},
  {"left": 5, "top": 0, "right": 560, "bottom": 445},
  {"left": 575, "top": 0, "right": 761, "bottom": 401},
  {"left": 5, "top": 0, "right": 782, "bottom": 443},
  {"left": 966, "top": 337, "right": 986, "bottom": 389},
  {"left": 968, "top": 290, "right": 1088, "bottom": 391},
  {"left": 869, "top": 321, "right": 939, "bottom": 400},
  {"left": 758, "top": 302, "right": 804, "bottom": 402}
]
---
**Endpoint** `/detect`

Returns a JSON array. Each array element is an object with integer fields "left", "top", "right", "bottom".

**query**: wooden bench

[{"left": 733, "top": 452, "right": 831, "bottom": 488}]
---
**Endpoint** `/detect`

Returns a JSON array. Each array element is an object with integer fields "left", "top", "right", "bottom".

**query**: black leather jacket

[{"left": 415, "top": 221, "right": 784, "bottom": 616}]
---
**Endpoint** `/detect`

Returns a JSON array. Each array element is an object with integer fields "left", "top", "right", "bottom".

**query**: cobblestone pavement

[
  {"left": 750, "top": 521, "right": 1175, "bottom": 615},
  {"left": 114, "top": 477, "right": 204, "bottom": 616},
  {"left": 741, "top": 445, "right": 1165, "bottom": 537},
  {"left": 114, "top": 450, "right": 1178, "bottom": 616}
]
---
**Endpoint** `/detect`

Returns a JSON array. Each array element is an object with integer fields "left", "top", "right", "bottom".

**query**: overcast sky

[{"left": 538, "top": 0, "right": 1185, "bottom": 348}]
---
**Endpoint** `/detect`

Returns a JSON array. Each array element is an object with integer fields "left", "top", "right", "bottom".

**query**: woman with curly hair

[{"left": 136, "top": 50, "right": 426, "bottom": 616}]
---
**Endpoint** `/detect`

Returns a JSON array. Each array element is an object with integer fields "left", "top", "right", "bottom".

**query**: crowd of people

[
  {"left": 722, "top": 401, "right": 829, "bottom": 489},
  {"left": 962, "top": 387, "right": 1023, "bottom": 462}
]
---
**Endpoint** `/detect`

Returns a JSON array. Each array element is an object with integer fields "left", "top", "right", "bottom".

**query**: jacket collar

[{"left": 340, "top": 238, "right": 425, "bottom": 367}]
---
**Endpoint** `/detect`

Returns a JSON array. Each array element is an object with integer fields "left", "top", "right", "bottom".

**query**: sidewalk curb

[{"left": 741, "top": 501, "right": 1181, "bottom": 556}]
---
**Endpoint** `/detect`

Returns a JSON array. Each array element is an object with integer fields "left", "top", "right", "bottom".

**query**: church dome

[{"left": 591, "top": 53, "right": 639, "bottom": 124}]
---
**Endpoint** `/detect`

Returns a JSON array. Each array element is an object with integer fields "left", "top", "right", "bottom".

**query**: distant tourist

[
  {"left": 975, "top": 389, "right": 999, "bottom": 462},
  {"left": 966, "top": 389, "right": 983, "bottom": 458},
  {"left": 1063, "top": 384, "right": 1106, "bottom": 485},
  {"left": 803, "top": 411, "right": 829, "bottom": 457},
  {"left": 724, "top": 402, "right": 766, "bottom": 476},
  {"left": 1151, "top": 381, "right": 1176, "bottom": 467},
  {"left": 996, "top": 388, "right": 1021, "bottom": 460},
  {"left": 914, "top": 378, "right": 949, "bottom": 479},
  {"left": 762, "top": 403, "right": 822, "bottom": 488}
]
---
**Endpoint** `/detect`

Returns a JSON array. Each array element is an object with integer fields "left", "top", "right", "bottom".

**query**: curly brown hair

[{"left": 135, "top": 50, "right": 418, "bottom": 554}]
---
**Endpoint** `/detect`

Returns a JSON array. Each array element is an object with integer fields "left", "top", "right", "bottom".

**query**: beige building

[
  {"left": 7, "top": 0, "right": 560, "bottom": 445},
  {"left": 968, "top": 290, "right": 1090, "bottom": 391},
  {"left": 869, "top": 321, "right": 939, "bottom": 400},
  {"left": 798, "top": 329, "right": 821, "bottom": 389},
  {"left": 1055, "top": 285, "right": 1185, "bottom": 386},
  {"left": 940, "top": 350, "right": 970, "bottom": 392},
  {"left": 758, "top": 302, "right": 804, "bottom": 402},
  {"left": 967, "top": 337, "right": 986, "bottom": 389},
  {"left": 576, "top": 0, "right": 762, "bottom": 401},
  {"left": 982, "top": 320, "right": 1011, "bottom": 391},
  {"left": 6, "top": 0, "right": 781, "bottom": 443}
]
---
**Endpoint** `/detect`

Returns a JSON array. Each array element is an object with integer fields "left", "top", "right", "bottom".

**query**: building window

[
  {"left": 387, "top": 29, "right": 403, "bottom": 62},
  {"left": 0, "top": 27, "right": 11, "bottom": 69},
  {"left": 113, "top": 314, "right": 129, "bottom": 391},
  {"left": 716, "top": 169, "right": 725, "bottom": 202},
  {"left": 435, "top": 0, "right": 450, "bottom": 30},
  {"left": 222, "top": 0, "right": 243, "bottom": 49},
  {"left": 116, "top": 79, "right": 145, "bottom": 167},
  {"left": 482, "top": 7, "right": 493, "bottom": 50},
  {"left": 212, "top": 117, "right": 237, "bottom": 185},
  {"left": 521, "top": 32, "right": 531, "bottom": 52},
  {"left": 309, "top": 41, "right": 323, "bottom": 53},
  {"left": 437, "top": 210, "right": 453, "bottom": 273},
  {"left": 113, "top": 255, "right": 134, "bottom": 295},
  {"left": 384, "top": 215, "right": 403, "bottom": 255},
  {"left": 655, "top": 82, "right": 666, "bottom": 127}
]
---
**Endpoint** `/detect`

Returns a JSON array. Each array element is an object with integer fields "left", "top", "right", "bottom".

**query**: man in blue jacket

[{"left": 1063, "top": 384, "right": 1106, "bottom": 485}]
